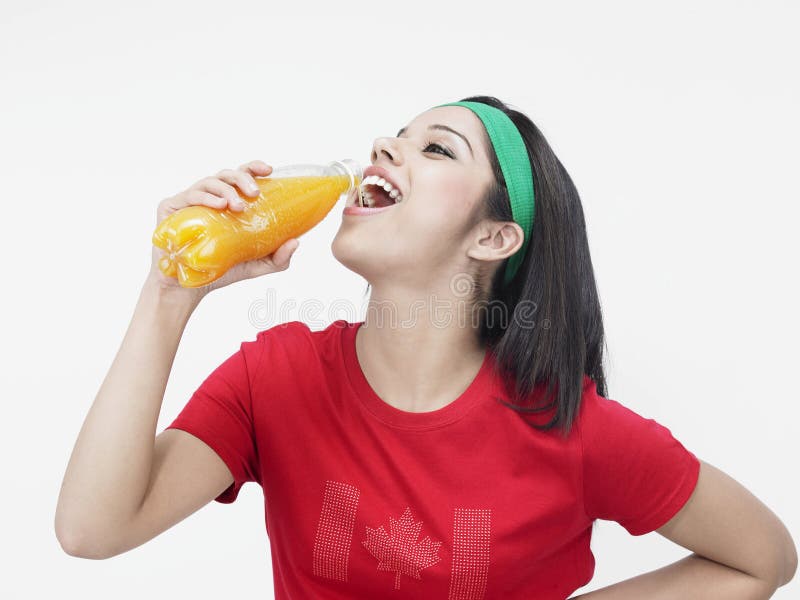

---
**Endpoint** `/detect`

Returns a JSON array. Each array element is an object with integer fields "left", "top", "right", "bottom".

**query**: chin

[
  {"left": 331, "top": 234, "right": 395, "bottom": 284},
  {"left": 331, "top": 233, "right": 366, "bottom": 276}
]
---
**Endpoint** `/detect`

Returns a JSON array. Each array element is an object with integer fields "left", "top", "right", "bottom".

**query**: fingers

[
  {"left": 238, "top": 160, "right": 273, "bottom": 177},
  {"left": 216, "top": 168, "right": 261, "bottom": 198},
  {"left": 158, "top": 190, "right": 228, "bottom": 221},
  {"left": 184, "top": 190, "right": 230, "bottom": 209},
  {"left": 194, "top": 177, "right": 247, "bottom": 211},
  {"left": 162, "top": 162, "right": 272, "bottom": 224}
]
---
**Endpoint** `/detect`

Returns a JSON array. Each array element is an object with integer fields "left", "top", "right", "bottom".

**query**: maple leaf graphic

[{"left": 362, "top": 506, "right": 442, "bottom": 590}]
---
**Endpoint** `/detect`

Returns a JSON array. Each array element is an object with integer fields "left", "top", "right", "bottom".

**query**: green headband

[{"left": 435, "top": 101, "right": 535, "bottom": 286}]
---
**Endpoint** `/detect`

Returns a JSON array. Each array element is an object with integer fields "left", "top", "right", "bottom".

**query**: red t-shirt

[{"left": 165, "top": 319, "right": 700, "bottom": 600}]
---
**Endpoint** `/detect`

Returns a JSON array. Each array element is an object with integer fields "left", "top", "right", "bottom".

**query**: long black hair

[
  {"left": 363, "top": 96, "right": 608, "bottom": 439},
  {"left": 462, "top": 95, "right": 608, "bottom": 439}
]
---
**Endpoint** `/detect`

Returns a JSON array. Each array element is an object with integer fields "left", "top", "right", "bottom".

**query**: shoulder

[
  {"left": 577, "top": 376, "right": 666, "bottom": 438},
  {"left": 575, "top": 375, "right": 653, "bottom": 433},
  {"left": 576, "top": 375, "right": 696, "bottom": 476},
  {"left": 254, "top": 319, "right": 312, "bottom": 342},
  {"left": 253, "top": 318, "right": 355, "bottom": 346},
  {"left": 246, "top": 318, "right": 358, "bottom": 367},
  {"left": 243, "top": 319, "right": 358, "bottom": 399}
]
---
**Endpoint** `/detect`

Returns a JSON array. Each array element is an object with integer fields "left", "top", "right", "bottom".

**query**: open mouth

[{"left": 358, "top": 175, "right": 404, "bottom": 208}]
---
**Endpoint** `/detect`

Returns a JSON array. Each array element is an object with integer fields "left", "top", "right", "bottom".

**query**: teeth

[
  {"left": 362, "top": 190, "right": 374, "bottom": 207},
  {"left": 360, "top": 175, "right": 397, "bottom": 192},
  {"left": 357, "top": 174, "right": 404, "bottom": 206}
]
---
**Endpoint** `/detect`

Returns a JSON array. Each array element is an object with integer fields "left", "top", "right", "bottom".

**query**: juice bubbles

[{"left": 152, "top": 159, "right": 362, "bottom": 288}]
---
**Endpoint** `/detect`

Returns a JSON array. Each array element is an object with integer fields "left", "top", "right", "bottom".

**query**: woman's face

[{"left": 332, "top": 106, "right": 497, "bottom": 290}]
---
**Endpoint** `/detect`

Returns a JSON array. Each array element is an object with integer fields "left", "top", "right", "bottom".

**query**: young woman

[{"left": 56, "top": 96, "right": 796, "bottom": 599}]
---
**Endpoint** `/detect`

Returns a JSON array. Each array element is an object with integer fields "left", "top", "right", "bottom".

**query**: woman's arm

[
  {"left": 569, "top": 553, "right": 779, "bottom": 599},
  {"left": 54, "top": 160, "right": 298, "bottom": 559},
  {"left": 54, "top": 276, "right": 203, "bottom": 556},
  {"left": 570, "top": 460, "right": 797, "bottom": 599}
]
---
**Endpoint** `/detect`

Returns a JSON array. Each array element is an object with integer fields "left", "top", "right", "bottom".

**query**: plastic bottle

[{"left": 152, "top": 159, "right": 362, "bottom": 288}]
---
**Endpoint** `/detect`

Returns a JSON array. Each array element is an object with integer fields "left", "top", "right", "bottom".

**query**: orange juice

[{"left": 152, "top": 171, "right": 359, "bottom": 288}]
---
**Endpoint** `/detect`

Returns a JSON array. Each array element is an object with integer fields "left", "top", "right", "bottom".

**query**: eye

[{"left": 423, "top": 141, "right": 454, "bottom": 158}]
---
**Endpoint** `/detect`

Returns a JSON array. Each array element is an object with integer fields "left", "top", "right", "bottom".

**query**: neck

[{"left": 355, "top": 282, "right": 487, "bottom": 413}]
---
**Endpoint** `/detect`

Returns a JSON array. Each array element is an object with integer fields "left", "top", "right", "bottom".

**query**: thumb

[
  {"left": 256, "top": 238, "right": 299, "bottom": 275},
  {"left": 274, "top": 238, "right": 300, "bottom": 267},
  {"left": 241, "top": 239, "right": 299, "bottom": 280}
]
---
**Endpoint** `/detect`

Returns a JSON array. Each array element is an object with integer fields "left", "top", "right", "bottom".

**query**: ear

[{"left": 466, "top": 220, "right": 524, "bottom": 263}]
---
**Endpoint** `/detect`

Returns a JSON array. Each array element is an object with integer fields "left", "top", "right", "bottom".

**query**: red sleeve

[
  {"left": 578, "top": 378, "right": 701, "bottom": 536},
  {"left": 164, "top": 334, "right": 266, "bottom": 504}
]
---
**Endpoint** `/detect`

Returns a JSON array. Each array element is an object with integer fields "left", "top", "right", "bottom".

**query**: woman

[{"left": 55, "top": 96, "right": 796, "bottom": 599}]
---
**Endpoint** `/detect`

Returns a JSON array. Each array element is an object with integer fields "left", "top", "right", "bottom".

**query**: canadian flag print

[
  {"left": 312, "top": 480, "right": 492, "bottom": 599},
  {"left": 362, "top": 506, "right": 442, "bottom": 590},
  {"left": 312, "top": 480, "right": 361, "bottom": 582},
  {"left": 448, "top": 508, "right": 492, "bottom": 600}
]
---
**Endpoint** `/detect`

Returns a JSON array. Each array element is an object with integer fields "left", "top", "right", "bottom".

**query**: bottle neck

[{"left": 329, "top": 159, "right": 362, "bottom": 191}]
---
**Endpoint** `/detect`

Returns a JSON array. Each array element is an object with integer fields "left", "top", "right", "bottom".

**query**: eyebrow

[{"left": 396, "top": 124, "right": 474, "bottom": 157}]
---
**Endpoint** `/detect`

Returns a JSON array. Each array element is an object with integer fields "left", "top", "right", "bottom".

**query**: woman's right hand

[{"left": 147, "top": 160, "right": 301, "bottom": 303}]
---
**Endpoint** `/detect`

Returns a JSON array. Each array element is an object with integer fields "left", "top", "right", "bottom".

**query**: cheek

[{"left": 406, "top": 181, "right": 476, "bottom": 246}]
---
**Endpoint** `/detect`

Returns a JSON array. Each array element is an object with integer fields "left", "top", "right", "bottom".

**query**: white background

[{"left": 1, "top": 0, "right": 797, "bottom": 598}]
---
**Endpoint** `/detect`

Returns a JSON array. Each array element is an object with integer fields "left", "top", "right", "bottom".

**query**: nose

[{"left": 370, "top": 136, "right": 403, "bottom": 165}]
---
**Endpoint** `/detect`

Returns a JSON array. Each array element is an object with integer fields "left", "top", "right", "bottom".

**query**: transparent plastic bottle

[{"left": 152, "top": 159, "right": 362, "bottom": 288}]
